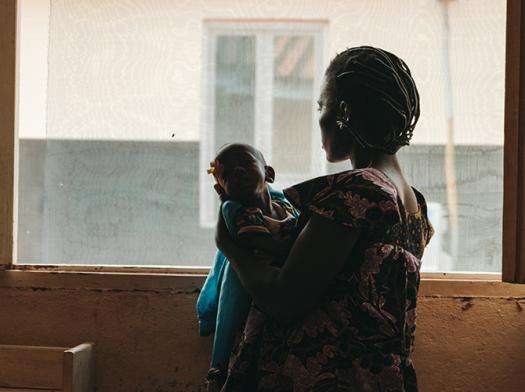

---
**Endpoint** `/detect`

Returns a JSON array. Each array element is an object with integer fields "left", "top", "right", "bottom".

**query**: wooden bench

[{"left": 0, "top": 343, "right": 94, "bottom": 392}]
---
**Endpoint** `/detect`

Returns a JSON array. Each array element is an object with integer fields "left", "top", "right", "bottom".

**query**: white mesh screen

[{"left": 17, "top": 0, "right": 505, "bottom": 271}]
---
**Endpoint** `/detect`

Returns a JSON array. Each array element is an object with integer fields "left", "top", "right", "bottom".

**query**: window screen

[{"left": 17, "top": 0, "right": 505, "bottom": 272}]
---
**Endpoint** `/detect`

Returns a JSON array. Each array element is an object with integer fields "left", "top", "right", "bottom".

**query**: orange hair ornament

[{"left": 207, "top": 160, "right": 224, "bottom": 178}]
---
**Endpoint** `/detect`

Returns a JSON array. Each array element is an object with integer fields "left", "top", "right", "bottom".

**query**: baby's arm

[{"left": 222, "top": 201, "right": 294, "bottom": 258}]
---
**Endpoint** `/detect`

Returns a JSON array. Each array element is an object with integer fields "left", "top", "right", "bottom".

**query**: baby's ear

[{"left": 265, "top": 166, "right": 275, "bottom": 183}]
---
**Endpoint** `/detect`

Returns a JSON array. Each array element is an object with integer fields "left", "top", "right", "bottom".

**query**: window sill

[
  {"left": 1, "top": 267, "right": 525, "bottom": 298},
  {"left": 419, "top": 279, "right": 525, "bottom": 298},
  {"left": 0, "top": 268, "right": 205, "bottom": 293}
]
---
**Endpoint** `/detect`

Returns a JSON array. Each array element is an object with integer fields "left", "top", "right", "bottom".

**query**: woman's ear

[
  {"left": 265, "top": 166, "right": 275, "bottom": 183},
  {"left": 339, "top": 100, "right": 350, "bottom": 121}
]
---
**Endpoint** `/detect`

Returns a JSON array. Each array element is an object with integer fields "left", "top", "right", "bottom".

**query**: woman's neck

[
  {"left": 349, "top": 146, "right": 420, "bottom": 213},
  {"left": 349, "top": 146, "right": 402, "bottom": 175}
]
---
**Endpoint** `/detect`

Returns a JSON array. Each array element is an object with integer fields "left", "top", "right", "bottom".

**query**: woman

[{"left": 214, "top": 46, "right": 434, "bottom": 391}]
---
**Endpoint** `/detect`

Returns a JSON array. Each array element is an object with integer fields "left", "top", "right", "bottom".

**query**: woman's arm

[
  {"left": 216, "top": 212, "right": 360, "bottom": 323},
  {"left": 236, "top": 235, "right": 292, "bottom": 258}
]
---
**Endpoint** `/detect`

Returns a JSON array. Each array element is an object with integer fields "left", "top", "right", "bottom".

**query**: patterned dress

[{"left": 221, "top": 168, "right": 434, "bottom": 392}]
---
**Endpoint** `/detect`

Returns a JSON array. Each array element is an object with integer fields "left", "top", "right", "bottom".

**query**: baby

[{"left": 196, "top": 143, "right": 299, "bottom": 388}]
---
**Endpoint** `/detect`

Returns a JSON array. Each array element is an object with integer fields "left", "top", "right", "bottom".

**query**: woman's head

[{"left": 318, "top": 46, "right": 420, "bottom": 162}]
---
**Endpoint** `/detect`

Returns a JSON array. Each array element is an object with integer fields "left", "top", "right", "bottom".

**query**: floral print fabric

[{"left": 221, "top": 168, "right": 434, "bottom": 392}]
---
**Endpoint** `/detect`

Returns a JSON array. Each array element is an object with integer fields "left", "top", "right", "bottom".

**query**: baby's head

[{"left": 209, "top": 143, "right": 275, "bottom": 202}]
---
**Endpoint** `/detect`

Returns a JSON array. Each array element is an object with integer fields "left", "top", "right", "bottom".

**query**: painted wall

[
  {"left": 1, "top": 278, "right": 524, "bottom": 392},
  {"left": 17, "top": 0, "right": 49, "bottom": 140}
]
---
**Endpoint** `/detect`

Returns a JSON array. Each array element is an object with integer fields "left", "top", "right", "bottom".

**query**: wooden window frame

[
  {"left": 0, "top": 1, "right": 523, "bottom": 284},
  {"left": 503, "top": 0, "right": 525, "bottom": 283},
  {"left": 0, "top": 0, "right": 16, "bottom": 269}
]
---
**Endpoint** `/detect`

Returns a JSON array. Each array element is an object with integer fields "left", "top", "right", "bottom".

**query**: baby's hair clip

[{"left": 207, "top": 160, "right": 222, "bottom": 176}]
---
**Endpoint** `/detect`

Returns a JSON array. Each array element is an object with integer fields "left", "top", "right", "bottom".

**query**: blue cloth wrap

[{"left": 196, "top": 188, "right": 288, "bottom": 368}]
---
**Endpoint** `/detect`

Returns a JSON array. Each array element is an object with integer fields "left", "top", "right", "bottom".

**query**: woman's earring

[{"left": 337, "top": 117, "right": 349, "bottom": 131}]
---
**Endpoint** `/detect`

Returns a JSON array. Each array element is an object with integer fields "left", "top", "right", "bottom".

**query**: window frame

[
  {"left": 0, "top": 1, "right": 522, "bottom": 283},
  {"left": 0, "top": 0, "right": 16, "bottom": 269},
  {"left": 199, "top": 19, "right": 327, "bottom": 228},
  {"left": 502, "top": 0, "right": 525, "bottom": 283}
]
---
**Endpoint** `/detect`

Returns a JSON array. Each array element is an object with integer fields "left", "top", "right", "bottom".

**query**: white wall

[
  {"left": 18, "top": 0, "right": 50, "bottom": 139},
  {"left": 18, "top": 0, "right": 506, "bottom": 145}
]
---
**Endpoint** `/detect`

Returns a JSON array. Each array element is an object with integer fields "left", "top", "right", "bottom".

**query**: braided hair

[{"left": 325, "top": 46, "right": 420, "bottom": 154}]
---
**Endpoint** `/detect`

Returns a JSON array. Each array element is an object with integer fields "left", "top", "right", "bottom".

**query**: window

[
  {"left": 199, "top": 21, "right": 326, "bottom": 227},
  {"left": 7, "top": 0, "right": 519, "bottom": 278}
]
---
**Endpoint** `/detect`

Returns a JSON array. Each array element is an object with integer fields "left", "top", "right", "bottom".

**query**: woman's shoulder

[
  {"left": 283, "top": 169, "right": 400, "bottom": 230},
  {"left": 284, "top": 168, "right": 397, "bottom": 209}
]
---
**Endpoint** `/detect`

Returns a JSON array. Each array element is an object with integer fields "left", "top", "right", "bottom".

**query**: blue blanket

[{"left": 196, "top": 188, "right": 296, "bottom": 369}]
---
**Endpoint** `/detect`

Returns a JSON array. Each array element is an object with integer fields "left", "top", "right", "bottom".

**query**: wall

[
  {"left": 18, "top": 140, "right": 503, "bottom": 272},
  {"left": 19, "top": 0, "right": 506, "bottom": 145},
  {"left": 415, "top": 295, "right": 525, "bottom": 391},
  {"left": 0, "top": 274, "right": 524, "bottom": 392},
  {"left": 18, "top": 0, "right": 49, "bottom": 139},
  {"left": 17, "top": 140, "right": 210, "bottom": 266}
]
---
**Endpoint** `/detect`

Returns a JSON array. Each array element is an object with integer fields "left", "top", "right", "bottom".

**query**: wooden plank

[
  {"left": 420, "top": 279, "right": 525, "bottom": 298},
  {"left": 0, "top": 345, "right": 67, "bottom": 352},
  {"left": 0, "top": 270, "right": 204, "bottom": 292},
  {"left": 13, "top": 264, "right": 210, "bottom": 275},
  {"left": 62, "top": 343, "right": 94, "bottom": 392},
  {"left": 0, "top": 346, "right": 63, "bottom": 390},
  {"left": 421, "top": 272, "right": 501, "bottom": 281},
  {"left": 1, "top": 269, "right": 524, "bottom": 298},
  {"left": 0, "top": 388, "right": 59, "bottom": 391},
  {"left": 503, "top": 0, "right": 525, "bottom": 283},
  {"left": 0, "top": 0, "right": 16, "bottom": 265}
]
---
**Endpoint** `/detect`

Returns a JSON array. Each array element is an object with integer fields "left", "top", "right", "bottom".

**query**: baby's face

[{"left": 215, "top": 148, "right": 268, "bottom": 201}]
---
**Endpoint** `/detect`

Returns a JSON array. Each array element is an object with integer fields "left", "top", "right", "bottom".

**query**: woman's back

[
  {"left": 222, "top": 168, "right": 433, "bottom": 391},
  {"left": 374, "top": 165, "right": 420, "bottom": 216}
]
